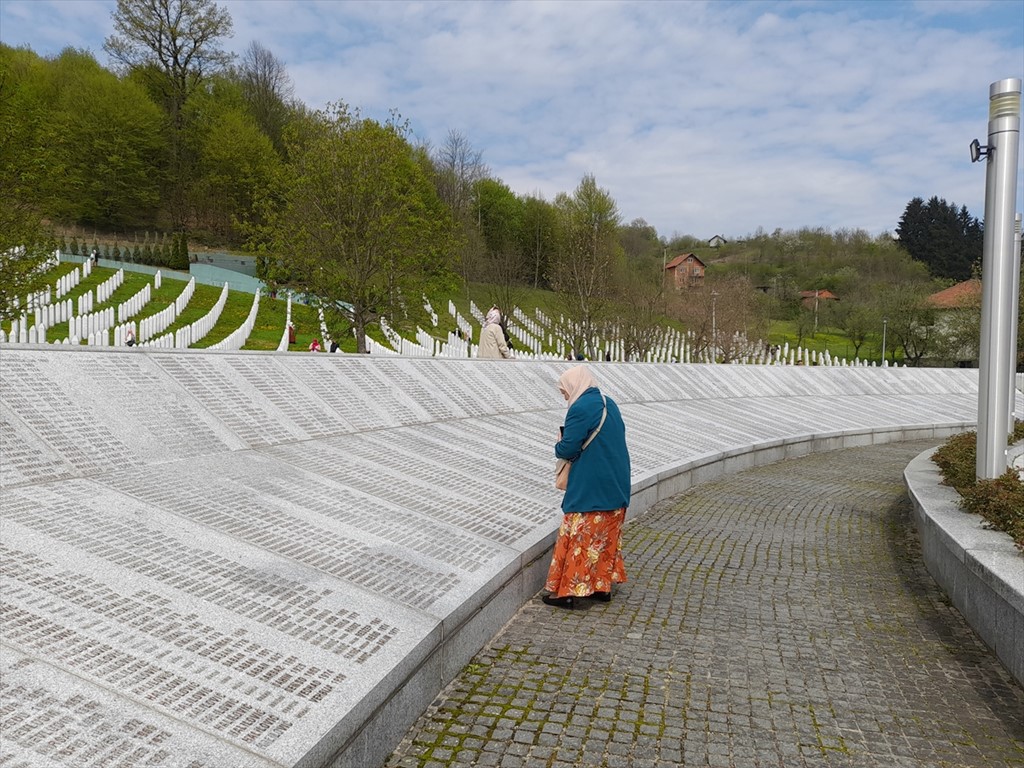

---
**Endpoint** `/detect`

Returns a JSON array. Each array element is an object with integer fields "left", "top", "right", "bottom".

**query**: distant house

[
  {"left": 708, "top": 235, "right": 727, "bottom": 248},
  {"left": 926, "top": 279, "right": 981, "bottom": 309},
  {"left": 927, "top": 279, "right": 982, "bottom": 366},
  {"left": 799, "top": 289, "right": 839, "bottom": 309},
  {"left": 664, "top": 253, "right": 706, "bottom": 289}
]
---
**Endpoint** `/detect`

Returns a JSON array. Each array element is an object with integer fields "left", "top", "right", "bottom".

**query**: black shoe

[
  {"left": 592, "top": 591, "right": 611, "bottom": 602},
  {"left": 542, "top": 594, "right": 575, "bottom": 609}
]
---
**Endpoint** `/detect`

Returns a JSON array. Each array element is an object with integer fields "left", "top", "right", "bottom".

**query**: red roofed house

[
  {"left": 664, "top": 253, "right": 706, "bottom": 289},
  {"left": 927, "top": 279, "right": 982, "bottom": 366},
  {"left": 926, "top": 279, "right": 982, "bottom": 309},
  {"left": 799, "top": 289, "right": 839, "bottom": 310}
]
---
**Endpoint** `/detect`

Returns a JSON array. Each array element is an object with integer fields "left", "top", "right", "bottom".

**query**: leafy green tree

[
  {"left": 235, "top": 40, "right": 294, "bottom": 157},
  {"left": 186, "top": 79, "right": 281, "bottom": 244},
  {"left": 619, "top": 217, "right": 662, "bottom": 262},
  {"left": 40, "top": 49, "right": 164, "bottom": 229},
  {"left": 259, "top": 104, "right": 456, "bottom": 353},
  {"left": 612, "top": 257, "right": 665, "bottom": 361},
  {"left": 475, "top": 178, "right": 528, "bottom": 312},
  {"left": 896, "top": 196, "right": 982, "bottom": 281},
  {"left": 0, "top": 46, "right": 55, "bottom": 321},
  {"left": 550, "top": 174, "right": 622, "bottom": 357},
  {"left": 105, "top": 0, "right": 234, "bottom": 228},
  {"left": 518, "top": 193, "right": 558, "bottom": 289}
]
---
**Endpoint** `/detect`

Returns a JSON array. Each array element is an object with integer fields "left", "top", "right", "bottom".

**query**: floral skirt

[{"left": 544, "top": 508, "right": 627, "bottom": 598}]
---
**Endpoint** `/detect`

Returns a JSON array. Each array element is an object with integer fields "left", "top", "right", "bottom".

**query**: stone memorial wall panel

[
  {"left": 0, "top": 650, "right": 279, "bottom": 768},
  {"left": 588, "top": 363, "right": 684, "bottom": 404},
  {"left": 318, "top": 427, "right": 558, "bottom": 527},
  {"left": 284, "top": 356, "right": 431, "bottom": 430},
  {"left": 63, "top": 352, "right": 242, "bottom": 461},
  {"left": 237, "top": 472, "right": 509, "bottom": 573},
  {"left": 265, "top": 439, "right": 542, "bottom": 547},
  {"left": 101, "top": 459, "right": 463, "bottom": 612},
  {"left": 220, "top": 356, "right": 355, "bottom": 438},
  {"left": 402, "top": 359, "right": 562, "bottom": 416},
  {"left": 387, "top": 416, "right": 561, "bottom": 503},
  {"left": 1, "top": 484, "right": 412, "bottom": 666},
  {"left": 149, "top": 354, "right": 305, "bottom": 447},
  {"left": 366, "top": 358, "right": 481, "bottom": 420},
  {"left": 0, "top": 405, "right": 77, "bottom": 488},
  {"left": 618, "top": 403, "right": 738, "bottom": 471},
  {"left": 0, "top": 356, "right": 138, "bottom": 476}
]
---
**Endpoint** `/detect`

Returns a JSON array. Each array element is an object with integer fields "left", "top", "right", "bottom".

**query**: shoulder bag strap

[{"left": 580, "top": 395, "right": 607, "bottom": 452}]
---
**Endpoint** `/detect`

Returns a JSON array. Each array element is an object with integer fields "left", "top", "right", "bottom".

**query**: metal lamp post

[
  {"left": 881, "top": 317, "right": 888, "bottom": 366},
  {"left": 974, "top": 77, "right": 1021, "bottom": 480},
  {"left": 711, "top": 291, "right": 719, "bottom": 363}
]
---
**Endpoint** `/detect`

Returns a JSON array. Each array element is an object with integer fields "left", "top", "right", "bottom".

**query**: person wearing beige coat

[{"left": 477, "top": 307, "right": 513, "bottom": 359}]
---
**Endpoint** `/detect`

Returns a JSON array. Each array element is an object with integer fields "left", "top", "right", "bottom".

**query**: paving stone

[{"left": 386, "top": 440, "right": 1024, "bottom": 768}]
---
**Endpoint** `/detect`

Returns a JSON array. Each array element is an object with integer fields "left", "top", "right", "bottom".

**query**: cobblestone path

[{"left": 386, "top": 440, "right": 1024, "bottom": 768}]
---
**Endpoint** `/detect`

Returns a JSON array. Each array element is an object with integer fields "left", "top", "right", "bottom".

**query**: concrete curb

[{"left": 904, "top": 448, "right": 1024, "bottom": 688}]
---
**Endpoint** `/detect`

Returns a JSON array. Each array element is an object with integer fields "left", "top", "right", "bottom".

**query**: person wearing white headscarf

[
  {"left": 477, "top": 307, "right": 513, "bottom": 359},
  {"left": 543, "top": 365, "right": 631, "bottom": 609}
]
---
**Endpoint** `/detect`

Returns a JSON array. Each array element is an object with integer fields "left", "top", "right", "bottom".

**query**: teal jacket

[{"left": 555, "top": 387, "right": 631, "bottom": 513}]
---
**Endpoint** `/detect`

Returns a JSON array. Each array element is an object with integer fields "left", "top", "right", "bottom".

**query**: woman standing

[
  {"left": 477, "top": 307, "right": 513, "bottom": 359},
  {"left": 543, "top": 366, "right": 631, "bottom": 608}
]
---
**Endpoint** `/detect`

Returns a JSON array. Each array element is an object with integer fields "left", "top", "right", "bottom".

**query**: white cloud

[{"left": 1, "top": 0, "right": 1021, "bottom": 239}]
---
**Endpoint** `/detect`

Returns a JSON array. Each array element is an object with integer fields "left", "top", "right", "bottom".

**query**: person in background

[
  {"left": 329, "top": 340, "right": 339, "bottom": 353},
  {"left": 309, "top": 338, "right": 322, "bottom": 352},
  {"left": 543, "top": 366, "right": 631, "bottom": 609},
  {"left": 125, "top": 328, "right": 136, "bottom": 347},
  {"left": 288, "top": 322, "right": 296, "bottom": 345},
  {"left": 477, "top": 307, "right": 513, "bottom": 359}
]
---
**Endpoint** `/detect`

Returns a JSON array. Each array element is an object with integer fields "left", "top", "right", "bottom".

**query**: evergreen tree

[{"left": 896, "top": 196, "right": 982, "bottom": 281}]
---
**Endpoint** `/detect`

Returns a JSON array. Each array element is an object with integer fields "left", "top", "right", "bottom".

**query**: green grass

[
  {"left": 768, "top": 320, "right": 900, "bottom": 364},
  {"left": 10, "top": 262, "right": 896, "bottom": 362}
]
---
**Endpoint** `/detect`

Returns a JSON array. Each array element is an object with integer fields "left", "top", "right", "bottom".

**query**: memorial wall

[{"left": 0, "top": 347, "right": 981, "bottom": 768}]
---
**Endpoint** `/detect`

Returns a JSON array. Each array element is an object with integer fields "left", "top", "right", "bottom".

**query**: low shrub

[{"left": 932, "top": 422, "right": 1024, "bottom": 552}]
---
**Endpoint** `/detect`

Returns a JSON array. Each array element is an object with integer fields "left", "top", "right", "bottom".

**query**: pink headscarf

[
  {"left": 485, "top": 307, "right": 501, "bottom": 326},
  {"left": 558, "top": 365, "right": 597, "bottom": 407}
]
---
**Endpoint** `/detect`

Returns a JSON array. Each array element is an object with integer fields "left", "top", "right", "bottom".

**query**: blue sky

[{"left": 1, "top": 0, "right": 1022, "bottom": 241}]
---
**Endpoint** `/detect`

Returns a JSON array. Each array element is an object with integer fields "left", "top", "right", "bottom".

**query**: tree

[
  {"left": 42, "top": 48, "right": 164, "bottom": 229},
  {"left": 619, "top": 217, "right": 662, "bottom": 262},
  {"left": 668, "top": 275, "right": 768, "bottom": 363},
  {"left": 475, "top": 178, "right": 528, "bottom": 312},
  {"left": 186, "top": 77, "right": 281, "bottom": 244},
  {"left": 236, "top": 40, "right": 294, "bottom": 157},
  {"left": 896, "top": 196, "right": 983, "bottom": 281},
  {"left": 105, "top": 0, "right": 234, "bottom": 227},
  {"left": 550, "top": 174, "right": 622, "bottom": 357},
  {"left": 431, "top": 129, "right": 487, "bottom": 218},
  {"left": 612, "top": 258, "right": 665, "bottom": 361},
  {"left": 518, "top": 193, "right": 558, "bottom": 289},
  {"left": 0, "top": 46, "right": 56, "bottom": 322},
  {"left": 430, "top": 130, "right": 488, "bottom": 292},
  {"left": 261, "top": 104, "right": 456, "bottom": 353}
]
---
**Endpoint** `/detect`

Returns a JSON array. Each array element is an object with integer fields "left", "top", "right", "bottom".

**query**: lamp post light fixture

[
  {"left": 881, "top": 316, "right": 888, "bottom": 366},
  {"left": 974, "top": 77, "right": 1021, "bottom": 480},
  {"left": 710, "top": 290, "right": 719, "bottom": 363}
]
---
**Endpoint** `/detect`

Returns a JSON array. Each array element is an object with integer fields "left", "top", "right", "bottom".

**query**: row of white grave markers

[
  {"left": 117, "top": 283, "right": 151, "bottom": 323},
  {"left": 171, "top": 282, "right": 228, "bottom": 348},
  {"left": 447, "top": 300, "right": 475, "bottom": 339},
  {"left": 93, "top": 268, "right": 124, "bottom": 305},
  {"left": 210, "top": 290, "right": 261, "bottom": 351},
  {"left": 423, "top": 295, "right": 438, "bottom": 326},
  {"left": 139, "top": 277, "right": 194, "bottom": 342},
  {"left": 315, "top": 305, "right": 335, "bottom": 351},
  {"left": 54, "top": 261, "right": 90, "bottom": 299},
  {"left": 277, "top": 295, "right": 293, "bottom": 351},
  {"left": 31, "top": 299, "right": 73, "bottom": 331}
]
